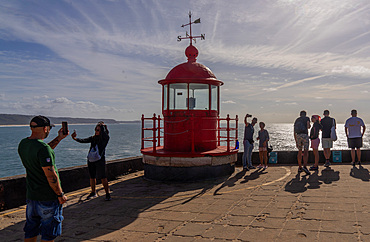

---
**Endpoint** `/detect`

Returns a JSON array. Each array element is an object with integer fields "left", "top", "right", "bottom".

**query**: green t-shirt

[{"left": 18, "top": 138, "right": 60, "bottom": 201}]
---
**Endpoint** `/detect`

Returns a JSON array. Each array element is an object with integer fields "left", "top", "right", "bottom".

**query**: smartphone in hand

[{"left": 62, "top": 121, "right": 68, "bottom": 135}]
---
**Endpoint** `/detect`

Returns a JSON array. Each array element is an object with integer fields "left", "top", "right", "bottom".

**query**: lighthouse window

[
  {"left": 211, "top": 85, "right": 218, "bottom": 111},
  {"left": 189, "top": 83, "right": 209, "bottom": 110},
  {"left": 163, "top": 84, "right": 168, "bottom": 110},
  {"left": 169, "top": 83, "right": 188, "bottom": 110}
]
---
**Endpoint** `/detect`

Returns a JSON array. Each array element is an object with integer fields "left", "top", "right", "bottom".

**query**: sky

[{"left": 0, "top": 0, "right": 369, "bottom": 123}]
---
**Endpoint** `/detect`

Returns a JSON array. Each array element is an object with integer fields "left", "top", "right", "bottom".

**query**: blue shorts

[{"left": 24, "top": 199, "right": 63, "bottom": 241}]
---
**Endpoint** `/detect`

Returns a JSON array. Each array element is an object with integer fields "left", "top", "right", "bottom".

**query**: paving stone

[
  {"left": 284, "top": 218, "right": 321, "bottom": 231},
  {"left": 276, "top": 229, "right": 318, "bottom": 241},
  {"left": 124, "top": 218, "right": 183, "bottom": 234},
  {"left": 259, "top": 207, "right": 291, "bottom": 218},
  {"left": 295, "top": 208, "right": 324, "bottom": 220},
  {"left": 92, "top": 230, "right": 163, "bottom": 241},
  {"left": 237, "top": 227, "right": 281, "bottom": 241},
  {"left": 193, "top": 237, "right": 228, "bottom": 241},
  {"left": 250, "top": 217, "right": 286, "bottom": 229},
  {"left": 202, "top": 224, "right": 245, "bottom": 240},
  {"left": 318, "top": 231, "right": 360, "bottom": 242},
  {"left": 229, "top": 205, "right": 264, "bottom": 216},
  {"left": 322, "top": 210, "right": 357, "bottom": 221},
  {"left": 173, "top": 222, "right": 211, "bottom": 237},
  {"left": 201, "top": 204, "right": 234, "bottom": 214},
  {"left": 320, "top": 220, "right": 359, "bottom": 233},
  {"left": 161, "top": 234, "right": 197, "bottom": 241},
  {"left": 216, "top": 214, "right": 255, "bottom": 226},
  {"left": 192, "top": 213, "right": 223, "bottom": 223},
  {"left": 155, "top": 211, "right": 198, "bottom": 221}
]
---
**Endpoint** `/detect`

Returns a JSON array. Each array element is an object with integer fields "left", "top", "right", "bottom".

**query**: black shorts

[
  {"left": 348, "top": 137, "right": 362, "bottom": 149},
  {"left": 88, "top": 159, "right": 106, "bottom": 179}
]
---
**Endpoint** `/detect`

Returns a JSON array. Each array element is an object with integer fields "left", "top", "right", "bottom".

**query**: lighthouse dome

[{"left": 165, "top": 45, "right": 217, "bottom": 80}]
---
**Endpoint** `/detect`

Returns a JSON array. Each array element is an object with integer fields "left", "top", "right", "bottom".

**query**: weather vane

[{"left": 177, "top": 11, "right": 205, "bottom": 45}]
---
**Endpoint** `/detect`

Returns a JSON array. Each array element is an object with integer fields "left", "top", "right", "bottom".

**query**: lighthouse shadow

[{"left": 58, "top": 174, "right": 226, "bottom": 240}]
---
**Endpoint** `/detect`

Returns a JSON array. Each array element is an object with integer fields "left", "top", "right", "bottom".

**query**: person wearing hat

[{"left": 18, "top": 115, "right": 69, "bottom": 241}]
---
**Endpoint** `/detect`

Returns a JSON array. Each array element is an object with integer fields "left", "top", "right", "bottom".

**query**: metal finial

[{"left": 177, "top": 11, "right": 205, "bottom": 45}]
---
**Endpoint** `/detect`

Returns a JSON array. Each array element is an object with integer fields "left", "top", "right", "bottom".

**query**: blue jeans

[
  {"left": 243, "top": 140, "right": 254, "bottom": 168},
  {"left": 24, "top": 199, "right": 63, "bottom": 241}
]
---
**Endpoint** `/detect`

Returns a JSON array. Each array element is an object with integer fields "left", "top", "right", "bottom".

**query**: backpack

[{"left": 294, "top": 118, "right": 307, "bottom": 134}]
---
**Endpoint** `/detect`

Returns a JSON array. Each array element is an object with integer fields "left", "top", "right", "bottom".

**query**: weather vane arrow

[{"left": 177, "top": 11, "right": 205, "bottom": 45}]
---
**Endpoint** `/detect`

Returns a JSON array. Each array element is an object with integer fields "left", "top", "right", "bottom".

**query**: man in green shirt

[{"left": 18, "top": 115, "right": 68, "bottom": 242}]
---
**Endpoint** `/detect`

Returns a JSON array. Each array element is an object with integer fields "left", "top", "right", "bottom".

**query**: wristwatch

[{"left": 57, "top": 192, "right": 64, "bottom": 197}]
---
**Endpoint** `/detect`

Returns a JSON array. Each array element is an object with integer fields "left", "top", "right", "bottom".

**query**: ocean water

[
  {"left": 0, "top": 123, "right": 141, "bottom": 178},
  {"left": 0, "top": 123, "right": 368, "bottom": 178}
]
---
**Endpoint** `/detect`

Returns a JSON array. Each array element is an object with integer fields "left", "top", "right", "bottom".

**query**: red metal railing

[
  {"left": 141, "top": 114, "right": 238, "bottom": 153},
  {"left": 218, "top": 114, "right": 239, "bottom": 152},
  {"left": 141, "top": 114, "right": 163, "bottom": 154}
]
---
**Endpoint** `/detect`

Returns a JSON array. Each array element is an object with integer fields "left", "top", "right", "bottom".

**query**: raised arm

[
  {"left": 48, "top": 128, "right": 69, "bottom": 149},
  {"left": 244, "top": 114, "right": 252, "bottom": 126},
  {"left": 71, "top": 130, "right": 93, "bottom": 143}
]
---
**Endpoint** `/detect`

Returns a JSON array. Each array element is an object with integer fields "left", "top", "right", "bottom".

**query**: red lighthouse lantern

[
  {"left": 160, "top": 44, "right": 222, "bottom": 153},
  {"left": 141, "top": 13, "right": 238, "bottom": 181}
]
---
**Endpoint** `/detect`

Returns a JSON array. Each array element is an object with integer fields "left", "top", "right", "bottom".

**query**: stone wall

[{"left": 0, "top": 156, "right": 143, "bottom": 211}]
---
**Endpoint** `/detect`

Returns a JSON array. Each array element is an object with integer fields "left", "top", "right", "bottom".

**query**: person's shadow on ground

[
  {"left": 240, "top": 168, "right": 268, "bottom": 184},
  {"left": 213, "top": 168, "right": 247, "bottom": 195},
  {"left": 285, "top": 173, "right": 309, "bottom": 193},
  {"left": 285, "top": 167, "right": 340, "bottom": 193},
  {"left": 306, "top": 171, "right": 322, "bottom": 189},
  {"left": 350, "top": 165, "right": 370, "bottom": 182},
  {"left": 320, "top": 167, "right": 340, "bottom": 184}
]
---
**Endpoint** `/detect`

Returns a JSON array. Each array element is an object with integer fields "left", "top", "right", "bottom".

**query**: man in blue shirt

[{"left": 345, "top": 110, "right": 366, "bottom": 166}]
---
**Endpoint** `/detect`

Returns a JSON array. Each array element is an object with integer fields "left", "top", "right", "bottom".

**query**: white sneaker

[{"left": 257, "top": 164, "right": 263, "bottom": 168}]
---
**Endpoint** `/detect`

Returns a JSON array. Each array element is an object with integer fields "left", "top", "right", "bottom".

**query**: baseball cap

[{"left": 30, "top": 115, "right": 55, "bottom": 128}]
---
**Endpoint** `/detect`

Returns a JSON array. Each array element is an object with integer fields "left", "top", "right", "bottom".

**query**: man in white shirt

[{"left": 345, "top": 110, "right": 366, "bottom": 166}]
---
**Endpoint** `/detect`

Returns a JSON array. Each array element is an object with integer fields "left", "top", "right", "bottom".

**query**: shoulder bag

[
  {"left": 87, "top": 144, "right": 101, "bottom": 162},
  {"left": 330, "top": 119, "right": 337, "bottom": 141}
]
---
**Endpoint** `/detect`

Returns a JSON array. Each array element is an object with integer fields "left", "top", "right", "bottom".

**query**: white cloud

[
  {"left": 222, "top": 100, "right": 236, "bottom": 104},
  {"left": 332, "top": 65, "right": 370, "bottom": 75}
]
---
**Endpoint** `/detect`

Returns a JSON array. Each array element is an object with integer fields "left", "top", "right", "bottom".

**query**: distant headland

[{"left": 0, "top": 114, "right": 139, "bottom": 126}]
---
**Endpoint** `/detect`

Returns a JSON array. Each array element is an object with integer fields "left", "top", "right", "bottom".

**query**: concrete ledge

[
  {"left": 0, "top": 156, "right": 143, "bottom": 211},
  {"left": 235, "top": 149, "right": 370, "bottom": 166}
]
